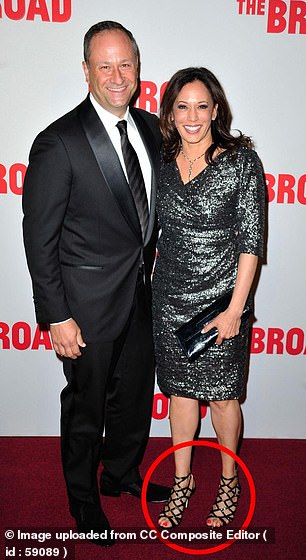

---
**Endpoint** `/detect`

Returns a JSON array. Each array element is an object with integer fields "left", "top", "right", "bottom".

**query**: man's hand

[{"left": 50, "top": 319, "right": 86, "bottom": 359}]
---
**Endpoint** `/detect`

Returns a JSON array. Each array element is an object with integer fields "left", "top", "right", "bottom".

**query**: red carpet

[{"left": 1, "top": 437, "right": 305, "bottom": 559}]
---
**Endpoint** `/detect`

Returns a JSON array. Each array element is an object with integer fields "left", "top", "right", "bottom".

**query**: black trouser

[{"left": 60, "top": 274, "right": 155, "bottom": 512}]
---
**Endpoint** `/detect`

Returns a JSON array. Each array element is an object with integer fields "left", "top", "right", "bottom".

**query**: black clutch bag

[{"left": 175, "top": 290, "right": 252, "bottom": 363}]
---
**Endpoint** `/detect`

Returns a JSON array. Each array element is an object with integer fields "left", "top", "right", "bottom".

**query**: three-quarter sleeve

[{"left": 236, "top": 149, "right": 266, "bottom": 257}]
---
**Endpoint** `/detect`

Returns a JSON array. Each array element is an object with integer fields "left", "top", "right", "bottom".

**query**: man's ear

[{"left": 82, "top": 60, "right": 89, "bottom": 84}]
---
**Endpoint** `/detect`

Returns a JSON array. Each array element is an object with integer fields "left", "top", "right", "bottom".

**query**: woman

[{"left": 152, "top": 67, "right": 265, "bottom": 528}]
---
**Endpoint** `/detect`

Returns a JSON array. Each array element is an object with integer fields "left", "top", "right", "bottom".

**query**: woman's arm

[{"left": 202, "top": 253, "right": 258, "bottom": 344}]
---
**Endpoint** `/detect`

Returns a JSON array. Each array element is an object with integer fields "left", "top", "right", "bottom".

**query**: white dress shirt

[{"left": 90, "top": 94, "right": 152, "bottom": 208}]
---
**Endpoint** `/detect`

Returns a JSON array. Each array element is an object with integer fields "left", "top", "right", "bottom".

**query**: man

[{"left": 22, "top": 21, "right": 168, "bottom": 545}]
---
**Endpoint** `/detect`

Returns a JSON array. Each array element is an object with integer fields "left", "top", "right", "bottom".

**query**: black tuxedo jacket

[{"left": 23, "top": 96, "right": 161, "bottom": 342}]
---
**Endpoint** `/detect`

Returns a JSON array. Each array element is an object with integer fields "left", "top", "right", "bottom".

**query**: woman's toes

[
  {"left": 159, "top": 517, "right": 170, "bottom": 528},
  {"left": 207, "top": 517, "right": 222, "bottom": 528}
]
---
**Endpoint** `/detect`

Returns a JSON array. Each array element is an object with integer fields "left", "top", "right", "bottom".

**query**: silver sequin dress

[{"left": 152, "top": 146, "right": 265, "bottom": 401}]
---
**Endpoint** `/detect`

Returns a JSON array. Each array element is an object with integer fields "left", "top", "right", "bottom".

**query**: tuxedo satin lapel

[
  {"left": 78, "top": 98, "right": 142, "bottom": 242},
  {"left": 131, "top": 108, "right": 160, "bottom": 246}
]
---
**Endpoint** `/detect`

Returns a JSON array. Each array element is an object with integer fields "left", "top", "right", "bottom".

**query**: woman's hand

[
  {"left": 201, "top": 254, "right": 259, "bottom": 346},
  {"left": 201, "top": 308, "right": 242, "bottom": 345}
]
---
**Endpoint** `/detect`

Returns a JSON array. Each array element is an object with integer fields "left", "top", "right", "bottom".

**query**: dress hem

[{"left": 157, "top": 384, "right": 242, "bottom": 402}]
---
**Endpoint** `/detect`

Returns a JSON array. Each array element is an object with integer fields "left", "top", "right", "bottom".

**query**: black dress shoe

[
  {"left": 100, "top": 477, "right": 170, "bottom": 503},
  {"left": 71, "top": 503, "right": 114, "bottom": 547}
]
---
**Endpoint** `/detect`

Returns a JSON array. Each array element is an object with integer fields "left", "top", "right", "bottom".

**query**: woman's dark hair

[
  {"left": 83, "top": 21, "right": 139, "bottom": 65},
  {"left": 160, "top": 67, "right": 252, "bottom": 163}
]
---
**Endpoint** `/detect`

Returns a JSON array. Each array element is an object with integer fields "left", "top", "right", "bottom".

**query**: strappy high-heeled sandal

[
  {"left": 158, "top": 473, "right": 195, "bottom": 528},
  {"left": 206, "top": 472, "right": 241, "bottom": 527}
]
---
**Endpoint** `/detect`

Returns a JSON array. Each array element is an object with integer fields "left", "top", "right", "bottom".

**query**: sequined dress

[{"left": 152, "top": 146, "right": 265, "bottom": 400}]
